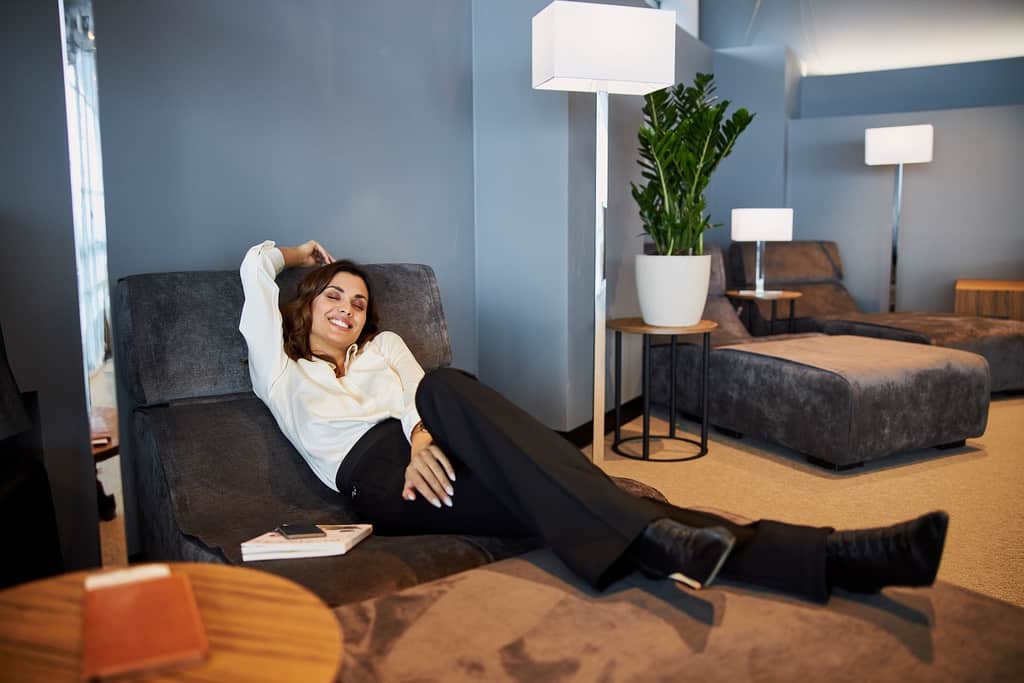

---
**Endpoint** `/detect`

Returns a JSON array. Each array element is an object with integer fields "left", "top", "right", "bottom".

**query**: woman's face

[{"left": 308, "top": 271, "right": 369, "bottom": 357}]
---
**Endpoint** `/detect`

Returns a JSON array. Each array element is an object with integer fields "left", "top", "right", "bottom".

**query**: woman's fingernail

[
  {"left": 432, "top": 499, "right": 442, "bottom": 509},
  {"left": 449, "top": 474, "right": 456, "bottom": 482},
  {"left": 445, "top": 485, "right": 454, "bottom": 496},
  {"left": 444, "top": 497, "right": 453, "bottom": 508}
]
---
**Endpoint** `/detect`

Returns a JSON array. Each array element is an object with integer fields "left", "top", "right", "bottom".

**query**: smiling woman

[{"left": 236, "top": 239, "right": 951, "bottom": 603}]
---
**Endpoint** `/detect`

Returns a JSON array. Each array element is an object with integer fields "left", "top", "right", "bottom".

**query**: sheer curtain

[{"left": 64, "top": 6, "right": 109, "bottom": 404}]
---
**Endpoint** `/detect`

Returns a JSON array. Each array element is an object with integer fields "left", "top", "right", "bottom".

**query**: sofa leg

[
  {"left": 806, "top": 456, "right": 864, "bottom": 471},
  {"left": 936, "top": 440, "right": 966, "bottom": 450},
  {"left": 714, "top": 425, "right": 744, "bottom": 439}
]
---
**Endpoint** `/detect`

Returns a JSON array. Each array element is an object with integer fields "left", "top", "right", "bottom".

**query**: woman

[{"left": 240, "top": 239, "right": 948, "bottom": 601}]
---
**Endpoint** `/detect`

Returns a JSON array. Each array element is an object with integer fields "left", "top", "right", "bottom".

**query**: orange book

[{"left": 81, "top": 565, "right": 209, "bottom": 681}]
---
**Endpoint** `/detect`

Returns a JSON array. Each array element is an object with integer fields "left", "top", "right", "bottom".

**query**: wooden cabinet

[{"left": 954, "top": 280, "right": 1024, "bottom": 321}]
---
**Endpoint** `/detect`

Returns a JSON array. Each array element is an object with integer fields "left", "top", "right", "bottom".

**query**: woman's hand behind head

[{"left": 280, "top": 240, "right": 336, "bottom": 269}]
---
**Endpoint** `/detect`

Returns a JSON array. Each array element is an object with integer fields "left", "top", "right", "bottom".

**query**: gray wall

[
  {"left": 0, "top": 0, "right": 99, "bottom": 569},
  {"left": 800, "top": 57, "right": 1024, "bottom": 118},
  {"left": 472, "top": 0, "right": 572, "bottom": 427},
  {"left": 704, "top": 45, "right": 797, "bottom": 248},
  {"left": 94, "top": 0, "right": 478, "bottom": 370},
  {"left": 787, "top": 105, "right": 1024, "bottom": 312}
]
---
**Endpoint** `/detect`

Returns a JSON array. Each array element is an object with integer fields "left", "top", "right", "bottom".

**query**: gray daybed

[
  {"left": 650, "top": 248, "right": 990, "bottom": 469},
  {"left": 113, "top": 264, "right": 661, "bottom": 606},
  {"left": 728, "top": 241, "right": 1024, "bottom": 392}
]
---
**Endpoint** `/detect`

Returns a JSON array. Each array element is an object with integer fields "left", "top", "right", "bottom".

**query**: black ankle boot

[
  {"left": 629, "top": 518, "right": 736, "bottom": 590},
  {"left": 826, "top": 511, "right": 949, "bottom": 593}
]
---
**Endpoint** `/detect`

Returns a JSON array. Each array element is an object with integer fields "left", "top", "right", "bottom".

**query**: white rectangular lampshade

[
  {"left": 532, "top": 1, "right": 676, "bottom": 96},
  {"left": 731, "top": 208, "right": 794, "bottom": 242},
  {"left": 865, "top": 124, "right": 934, "bottom": 165}
]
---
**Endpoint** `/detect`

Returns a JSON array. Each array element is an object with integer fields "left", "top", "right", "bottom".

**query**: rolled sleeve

[{"left": 239, "top": 241, "right": 289, "bottom": 398}]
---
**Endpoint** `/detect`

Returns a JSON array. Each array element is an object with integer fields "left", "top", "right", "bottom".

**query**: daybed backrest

[
  {"left": 728, "top": 241, "right": 844, "bottom": 287},
  {"left": 727, "top": 241, "right": 861, "bottom": 321},
  {"left": 115, "top": 264, "right": 452, "bottom": 408}
]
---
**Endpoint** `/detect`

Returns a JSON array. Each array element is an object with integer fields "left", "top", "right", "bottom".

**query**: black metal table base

[
  {"left": 744, "top": 299, "right": 797, "bottom": 335},
  {"left": 610, "top": 331, "right": 711, "bottom": 462}
]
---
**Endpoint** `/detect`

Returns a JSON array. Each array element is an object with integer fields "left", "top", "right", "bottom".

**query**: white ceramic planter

[{"left": 635, "top": 254, "right": 711, "bottom": 327}]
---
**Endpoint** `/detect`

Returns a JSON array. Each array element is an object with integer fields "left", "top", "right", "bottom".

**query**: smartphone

[{"left": 275, "top": 523, "right": 326, "bottom": 539}]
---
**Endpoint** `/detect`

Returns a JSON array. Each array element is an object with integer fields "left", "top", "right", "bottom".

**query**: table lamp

[
  {"left": 731, "top": 208, "right": 794, "bottom": 296},
  {"left": 532, "top": 1, "right": 675, "bottom": 460},
  {"left": 865, "top": 124, "right": 933, "bottom": 312}
]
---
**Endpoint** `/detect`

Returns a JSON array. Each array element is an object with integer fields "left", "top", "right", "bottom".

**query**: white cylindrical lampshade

[
  {"left": 532, "top": 1, "right": 676, "bottom": 96},
  {"left": 731, "top": 209, "right": 794, "bottom": 242},
  {"left": 865, "top": 124, "right": 934, "bottom": 165}
]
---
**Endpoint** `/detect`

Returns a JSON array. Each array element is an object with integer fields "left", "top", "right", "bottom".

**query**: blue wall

[
  {"left": 704, "top": 45, "right": 799, "bottom": 247},
  {"left": 800, "top": 58, "right": 1024, "bottom": 118},
  {"left": 787, "top": 105, "right": 1024, "bottom": 312},
  {"left": 95, "top": 0, "right": 479, "bottom": 371},
  {"left": 472, "top": 0, "right": 572, "bottom": 427}
]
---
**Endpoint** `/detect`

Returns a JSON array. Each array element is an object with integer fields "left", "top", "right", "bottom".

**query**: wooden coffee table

[{"left": 0, "top": 563, "right": 342, "bottom": 682}]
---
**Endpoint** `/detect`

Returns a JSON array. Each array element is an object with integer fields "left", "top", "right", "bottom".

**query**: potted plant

[{"left": 631, "top": 72, "right": 754, "bottom": 326}]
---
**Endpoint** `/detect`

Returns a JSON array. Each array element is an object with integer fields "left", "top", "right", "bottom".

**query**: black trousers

[{"left": 336, "top": 368, "right": 831, "bottom": 601}]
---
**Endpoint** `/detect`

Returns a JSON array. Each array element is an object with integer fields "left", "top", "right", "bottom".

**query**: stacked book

[{"left": 241, "top": 524, "right": 373, "bottom": 562}]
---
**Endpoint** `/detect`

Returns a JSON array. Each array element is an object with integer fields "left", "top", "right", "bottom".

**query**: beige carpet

[{"left": 590, "top": 394, "right": 1024, "bottom": 608}]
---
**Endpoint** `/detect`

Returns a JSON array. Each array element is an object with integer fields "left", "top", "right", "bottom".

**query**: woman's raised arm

[{"left": 239, "top": 240, "right": 330, "bottom": 399}]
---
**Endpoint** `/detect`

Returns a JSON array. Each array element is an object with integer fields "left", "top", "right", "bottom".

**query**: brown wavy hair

[{"left": 281, "top": 260, "right": 379, "bottom": 372}]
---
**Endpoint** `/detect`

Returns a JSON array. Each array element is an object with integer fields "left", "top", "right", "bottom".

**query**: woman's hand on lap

[
  {"left": 279, "top": 240, "right": 335, "bottom": 268},
  {"left": 403, "top": 439, "right": 456, "bottom": 509}
]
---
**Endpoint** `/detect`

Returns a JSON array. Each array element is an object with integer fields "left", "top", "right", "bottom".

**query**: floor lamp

[
  {"left": 532, "top": 1, "right": 675, "bottom": 460},
  {"left": 865, "top": 124, "right": 934, "bottom": 312}
]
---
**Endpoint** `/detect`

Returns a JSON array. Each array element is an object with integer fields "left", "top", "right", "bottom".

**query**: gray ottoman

[
  {"left": 821, "top": 313, "right": 1024, "bottom": 393},
  {"left": 653, "top": 335, "right": 990, "bottom": 469}
]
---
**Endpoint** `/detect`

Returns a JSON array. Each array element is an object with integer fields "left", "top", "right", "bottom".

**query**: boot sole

[{"left": 668, "top": 534, "right": 736, "bottom": 590}]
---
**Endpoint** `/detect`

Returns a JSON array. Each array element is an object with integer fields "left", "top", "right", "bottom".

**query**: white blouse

[{"left": 239, "top": 241, "right": 424, "bottom": 491}]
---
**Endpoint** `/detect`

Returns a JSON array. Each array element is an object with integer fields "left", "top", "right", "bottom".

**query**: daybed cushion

[
  {"left": 134, "top": 392, "right": 667, "bottom": 606},
  {"left": 821, "top": 312, "right": 1024, "bottom": 392},
  {"left": 334, "top": 549, "right": 1024, "bottom": 682}
]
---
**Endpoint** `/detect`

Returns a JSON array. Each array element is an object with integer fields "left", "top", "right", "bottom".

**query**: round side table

[
  {"left": 607, "top": 318, "right": 717, "bottom": 462},
  {"left": 725, "top": 290, "right": 802, "bottom": 334},
  {"left": 0, "top": 563, "right": 343, "bottom": 683}
]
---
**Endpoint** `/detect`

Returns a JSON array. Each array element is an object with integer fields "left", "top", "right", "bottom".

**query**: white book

[{"left": 241, "top": 524, "right": 372, "bottom": 562}]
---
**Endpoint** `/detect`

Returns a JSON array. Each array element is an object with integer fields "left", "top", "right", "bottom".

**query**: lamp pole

[
  {"left": 888, "top": 163, "right": 904, "bottom": 313},
  {"left": 592, "top": 90, "right": 608, "bottom": 461}
]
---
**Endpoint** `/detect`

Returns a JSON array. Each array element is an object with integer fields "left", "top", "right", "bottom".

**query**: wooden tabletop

[
  {"left": 607, "top": 317, "right": 718, "bottom": 335},
  {"left": 0, "top": 563, "right": 342, "bottom": 683},
  {"left": 955, "top": 279, "right": 1024, "bottom": 291},
  {"left": 725, "top": 289, "right": 803, "bottom": 300}
]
